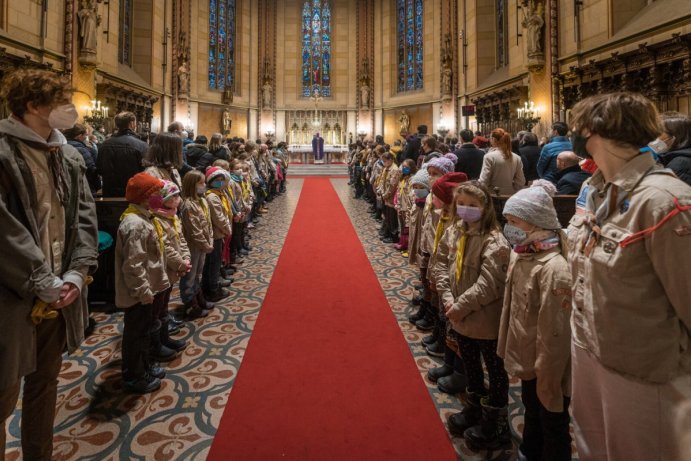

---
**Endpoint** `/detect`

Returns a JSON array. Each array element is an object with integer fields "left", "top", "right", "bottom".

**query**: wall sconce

[
  {"left": 265, "top": 130, "right": 275, "bottom": 141},
  {"left": 517, "top": 101, "right": 541, "bottom": 132},
  {"left": 357, "top": 129, "right": 367, "bottom": 141},
  {"left": 83, "top": 99, "right": 109, "bottom": 130},
  {"left": 437, "top": 123, "right": 450, "bottom": 139}
]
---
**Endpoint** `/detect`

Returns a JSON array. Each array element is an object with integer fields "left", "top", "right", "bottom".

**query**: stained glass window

[
  {"left": 396, "top": 0, "right": 423, "bottom": 92},
  {"left": 118, "top": 0, "right": 133, "bottom": 65},
  {"left": 209, "top": 0, "right": 236, "bottom": 90},
  {"left": 496, "top": 0, "right": 508, "bottom": 68},
  {"left": 301, "top": 0, "right": 331, "bottom": 97}
]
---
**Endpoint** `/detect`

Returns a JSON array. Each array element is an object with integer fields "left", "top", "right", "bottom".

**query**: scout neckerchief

[
  {"left": 454, "top": 230, "right": 468, "bottom": 283},
  {"left": 198, "top": 196, "right": 212, "bottom": 226},
  {"left": 207, "top": 188, "right": 231, "bottom": 217},
  {"left": 433, "top": 214, "right": 451, "bottom": 256},
  {"left": 120, "top": 205, "right": 165, "bottom": 255}
]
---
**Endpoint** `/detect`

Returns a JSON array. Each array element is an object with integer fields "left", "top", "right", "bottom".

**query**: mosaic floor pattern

[
  {"left": 5, "top": 180, "right": 304, "bottom": 461},
  {"left": 330, "top": 178, "right": 578, "bottom": 461}
]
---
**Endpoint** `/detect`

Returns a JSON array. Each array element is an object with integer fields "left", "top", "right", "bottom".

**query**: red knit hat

[
  {"left": 125, "top": 172, "right": 164, "bottom": 204},
  {"left": 205, "top": 166, "right": 225, "bottom": 184},
  {"left": 432, "top": 172, "right": 468, "bottom": 204}
]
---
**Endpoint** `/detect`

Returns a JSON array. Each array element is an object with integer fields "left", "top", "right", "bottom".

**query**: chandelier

[
  {"left": 84, "top": 99, "right": 109, "bottom": 130},
  {"left": 517, "top": 101, "right": 541, "bottom": 132}
]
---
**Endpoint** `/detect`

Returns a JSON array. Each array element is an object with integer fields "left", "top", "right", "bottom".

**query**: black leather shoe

[
  {"left": 167, "top": 322, "right": 180, "bottom": 335},
  {"left": 422, "top": 334, "right": 437, "bottom": 346},
  {"left": 206, "top": 289, "right": 230, "bottom": 302},
  {"left": 152, "top": 344, "right": 177, "bottom": 363},
  {"left": 381, "top": 237, "right": 394, "bottom": 243},
  {"left": 163, "top": 337, "right": 188, "bottom": 352},
  {"left": 219, "top": 279, "right": 231, "bottom": 287},
  {"left": 415, "top": 316, "right": 434, "bottom": 331},
  {"left": 438, "top": 371, "right": 467, "bottom": 395}
]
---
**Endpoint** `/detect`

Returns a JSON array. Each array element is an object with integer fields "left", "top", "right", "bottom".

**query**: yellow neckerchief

[
  {"left": 423, "top": 193, "right": 433, "bottom": 217},
  {"left": 121, "top": 204, "right": 165, "bottom": 255},
  {"left": 198, "top": 196, "right": 211, "bottom": 225},
  {"left": 398, "top": 176, "right": 410, "bottom": 198},
  {"left": 433, "top": 214, "right": 451, "bottom": 256},
  {"left": 455, "top": 230, "right": 468, "bottom": 283},
  {"left": 207, "top": 188, "right": 231, "bottom": 217},
  {"left": 378, "top": 165, "right": 390, "bottom": 187},
  {"left": 153, "top": 214, "right": 182, "bottom": 243},
  {"left": 241, "top": 178, "right": 251, "bottom": 200}
]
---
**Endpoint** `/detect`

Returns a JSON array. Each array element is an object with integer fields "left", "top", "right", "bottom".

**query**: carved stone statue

[
  {"left": 222, "top": 108, "right": 232, "bottom": 134},
  {"left": 78, "top": 0, "right": 100, "bottom": 52},
  {"left": 523, "top": 2, "right": 545, "bottom": 57},
  {"left": 262, "top": 80, "right": 272, "bottom": 107},
  {"left": 441, "top": 62, "right": 453, "bottom": 97},
  {"left": 360, "top": 82, "right": 370, "bottom": 107},
  {"left": 398, "top": 110, "right": 410, "bottom": 136},
  {"left": 178, "top": 61, "right": 189, "bottom": 96}
]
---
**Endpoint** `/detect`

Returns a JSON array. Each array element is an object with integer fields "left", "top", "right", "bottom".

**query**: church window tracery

[
  {"left": 396, "top": 0, "right": 423, "bottom": 92},
  {"left": 301, "top": 0, "right": 332, "bottom": 97},
  {"left": 209, "top": 0, "right": 237, "bottom": 90}
]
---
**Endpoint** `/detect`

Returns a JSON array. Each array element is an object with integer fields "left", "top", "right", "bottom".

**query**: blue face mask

[
  {"left": 414, "top": 189, "right": 429, "bottom": 199},
  {"left": 402, "top": 167, "right": 411, "bottom": 175},
  {"left": 210, "top": 180, "right": 225, "bottom": 189},
  {"left": 504, "top": 223, "right": 528, "bottom": 246}
]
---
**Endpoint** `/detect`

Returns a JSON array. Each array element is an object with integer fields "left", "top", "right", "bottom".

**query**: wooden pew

[{"left": 89, "top": 197, "right": 128, "bottom": 307}]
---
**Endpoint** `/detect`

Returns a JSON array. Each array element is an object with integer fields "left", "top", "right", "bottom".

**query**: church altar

[{"left": 287, "top": 144, "right": 349, "bottom": 164}]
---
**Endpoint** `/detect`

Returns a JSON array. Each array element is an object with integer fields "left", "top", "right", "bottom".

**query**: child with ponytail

[
  {"left": 479, "top": 128, "right": 526, "bottom": 195},
  {"left": 394, "top": 159, "right": 417, "bottom": 255},
  {"left": 434, "top": 180, "right": 511, "bottom": 450},
  {"left": 179, "top": 170, "right": 214, "bottom": 319}
]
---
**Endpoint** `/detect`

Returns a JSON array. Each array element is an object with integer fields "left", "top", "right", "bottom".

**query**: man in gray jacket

[{"left": 0, "top": 69, "right": 98, "bottom": 460}]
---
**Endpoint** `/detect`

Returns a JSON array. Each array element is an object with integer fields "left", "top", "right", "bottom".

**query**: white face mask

[{"left": 47, "top": 104, "right": 79, "bottom": 130}]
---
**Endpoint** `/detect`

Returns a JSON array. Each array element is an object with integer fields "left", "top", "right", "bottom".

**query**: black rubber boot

[
  {"left": 407, "top": 301, "right": 425, "bottom": 324},
  {"left": 464, "top": 400, "right": 511, "bottom": 450},
  {"left": 427, "top": 346, "right": 455, "bottom": 382},
  {"left": 447, "top": 391, "right": 484, "bottom": 437},
  {"left": 438, "top": 352, "right": 468, "bottom": 394},
  {"left": 414, "top": 301, "right": 435, "bottom": 331}
]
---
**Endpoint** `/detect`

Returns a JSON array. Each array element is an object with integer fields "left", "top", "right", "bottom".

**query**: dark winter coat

[
  {"left": 454, "top": 143, "right": 485, "bottom": 180},
  {"left": 518, "top": 145, "right": 541, "bottom": 182},
  {"left": 556, "top": 165, "right": 591, "bottom": 195},
  {"left": 68, "top": 139, "right": 101, "bottom": 194},
  {"left": 96, "top": 129, "right": 147, "bottom": 197},
  {"left": 659, "top": 148, "right": 691, "bottom": 187}
]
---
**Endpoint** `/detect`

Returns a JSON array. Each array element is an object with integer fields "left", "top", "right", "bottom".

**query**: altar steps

[{"left": 289, "top": 164, "right": 349, "bottom": 177}]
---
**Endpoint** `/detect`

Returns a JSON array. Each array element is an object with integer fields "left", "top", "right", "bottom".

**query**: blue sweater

[{"left": 537, "top": 136, "right": 573, "bottom": 183}]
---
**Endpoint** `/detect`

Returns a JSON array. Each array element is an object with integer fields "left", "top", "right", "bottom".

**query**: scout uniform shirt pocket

[{"left": 589, "top": 223, "right": 634, "bottom": 272}]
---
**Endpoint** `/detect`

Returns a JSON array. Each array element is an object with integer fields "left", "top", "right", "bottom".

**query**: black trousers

[
  {"left": 122, "top": 292, "right": 165, "bottom": 380},
  {"left": 202, "top": 238, "right": 224, "bottom": 293},
  {"left": 383, "top": 205, "right": 399, "bottom": 237},
  {"left": 520, "top": 379, "right": 572, "bottom": 461}
]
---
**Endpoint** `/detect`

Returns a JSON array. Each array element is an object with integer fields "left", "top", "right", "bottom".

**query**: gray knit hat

[
  {"left": 410, "top": 168, "right": 430, "bottom": 190},
  {"left": 502, "top": 183, "right": 561, "bottom": 230}
]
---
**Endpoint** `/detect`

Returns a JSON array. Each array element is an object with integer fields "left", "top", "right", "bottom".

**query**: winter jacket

[
  {"left": 96, "top": 129, "right": 147, "bottom": 197},
  {"left": 152, "top": 214, "right": 191, "bottom": 284},
  {"left": 567, "top": 154, "right": 691, "bottom": 383},
  {"left": 0, "top": 118, "right": 98, "bottom": 390},
  {"left": 206, "top": 190, "right": 233, "bottom": 239},
  {"left": 659, "top": 148, "right": 691, "bottom": 187},
  {"left": 479, "top": 148, "right": 526, "bottom": 195},
  {"left": 537, "top": 136, "right": 573, "bottom": 183},
  {"left": 180, "top": 197, "right": 214, "bottom": 253},
  {"left": 407, "top": 193, "right": 424, "bottom": 267},
  {"left": 196, "top": 145, "right": 231, "bottom": 173},
  {"left": 555, "top": 165, "right": 591, "bottom": 195},
  {"left": 454, "top": 143, "right": 485, "bottom": 180},
  {"left": 434, "top": 222, "right": 510, "bottom": 339},
  {"left": 518, "top": 145, "right": 541, "bottom": 183},
  {"left": 402, "top": 133, "right": 424, "bottom": 163},
  {"left": 67, "top": 139, "right": 101, "bottom": 194},
  {"left": 379, "top": 164, "right": 402, "bottom": 207},
  {"left": 497, "top": 246, "right": 572, "bottom": 412},
  {"left": 185, "top": 143, "right": 208, "bottom": 168},
  {"left": 417, "top": 196, "right": 439, "bottom": 269},
  {"left": 145, "top": 165, "right": 182, "bottom": 188},
  {"left": 115, "top": 206, "right": 170, "bottom": 308}
]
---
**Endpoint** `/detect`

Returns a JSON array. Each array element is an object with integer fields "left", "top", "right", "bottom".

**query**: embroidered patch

[
  {"left": 551, "top": 287, "right": 571, "bottom": 298},
  {"left": 674, "top": 226, "right": 691, "bottom": 237}
]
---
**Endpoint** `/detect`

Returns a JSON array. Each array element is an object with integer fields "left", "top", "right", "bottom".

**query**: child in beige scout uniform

[
  {"left": 179, "top": 170, "right": 214, "bottom": 319},
  {"left": 498, "top": 182, "right": 573, "bottom": 461},
  {"left": 393, "top": 158, "right": 417, "bottom": 254},
  {"left": 434, "top": 181, "right": 511, "bottom": 450},
  {"left": 202, "top": 167, "right": 233, "bottom": 302},
  {"left": 425, "top": 172, "right": 469, "bottom": 398},
  {"left": 149, "top": 180, "right": 191, "bottom": 362},
  {"left": 115, "top": 172, "right": 169, "bottom": 393},
  {"left": 378, "top": 152, "right": 401, "bottom": 243},
  {"left": 406, "top": 168, "right": 431, "bottom": 324}
]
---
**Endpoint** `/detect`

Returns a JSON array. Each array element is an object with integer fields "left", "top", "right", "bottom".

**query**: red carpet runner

[{"left": 208, "top": 178, "right": 457, "bottom": 460}]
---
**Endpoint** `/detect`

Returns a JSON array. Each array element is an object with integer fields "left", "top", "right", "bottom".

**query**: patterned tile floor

[
  {"left": 5, "top": 179, "right": 304, "bottom": 461},
  {"left": 5, "top": 177, "right": 577, "bottom": 461}
]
